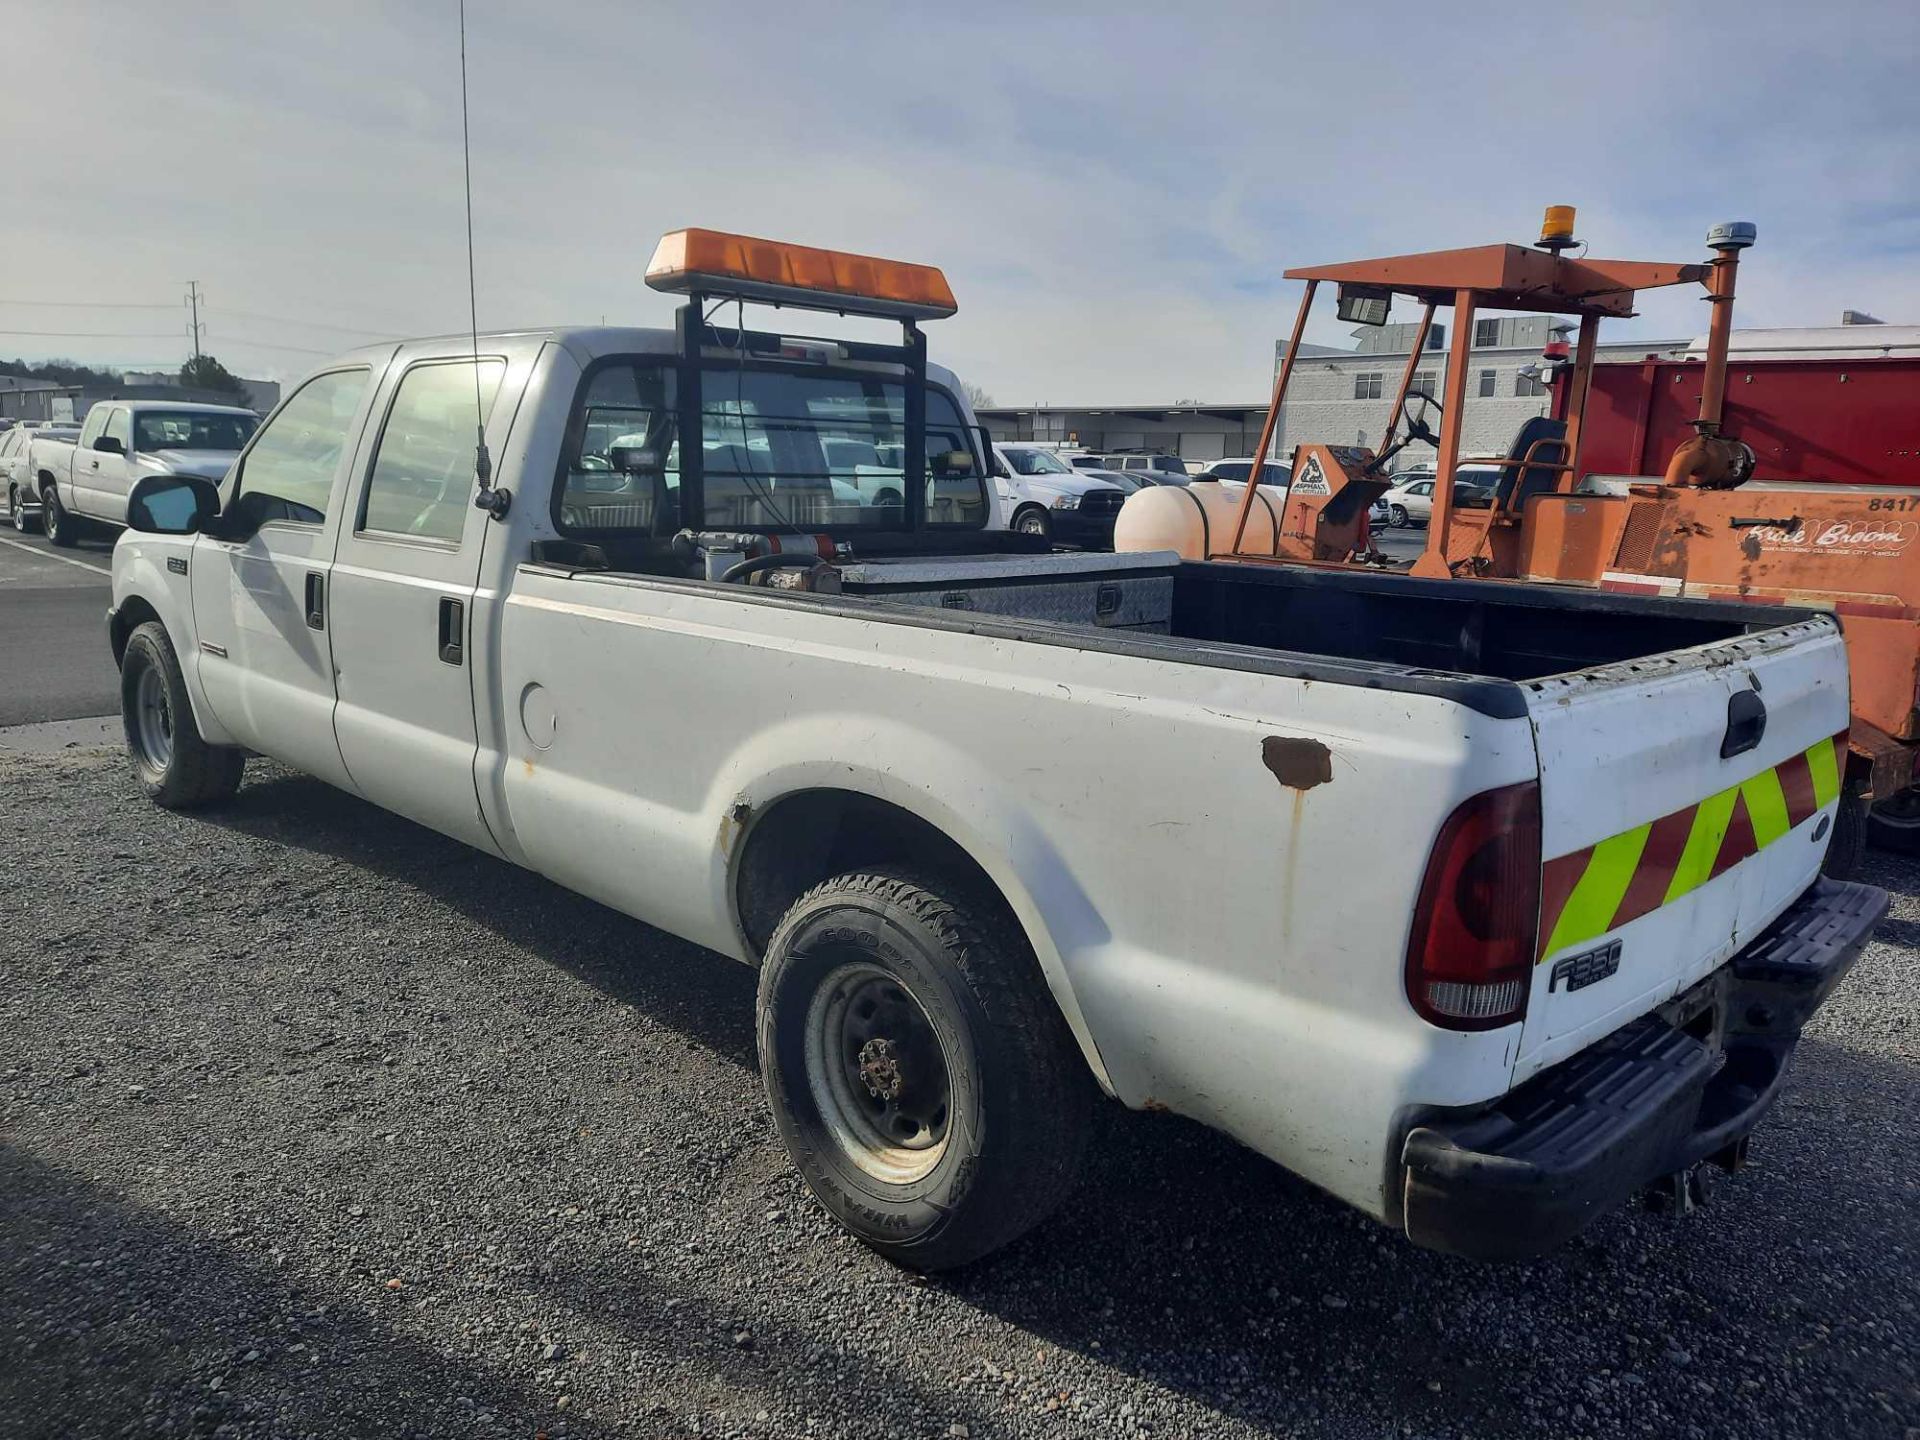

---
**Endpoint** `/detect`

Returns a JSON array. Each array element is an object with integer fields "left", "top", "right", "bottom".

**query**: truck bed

[{"left": 539, "top": 552, "right": 1797, "bottom": 716}]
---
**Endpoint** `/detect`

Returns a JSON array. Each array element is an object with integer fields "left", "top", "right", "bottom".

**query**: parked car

[
  {"left": 110, "top": 287, "right": 1878, "bottom": 1270},
  {"left": 1199, "top": 457, "right": 1291, "bottom": 486},
  {"left": 995, "top": 443, "right": 1128, "bottom": 546},
  {"left": 32, "top": 401, "right": 257, "bottom": 546},
  {"left": 1069, "top": 451, "right": 1187, "bottom": 483},
  {"left": 1379, "top": 465, "right": 1501, "bottom": 527},
  {"left": 3, "top": 421, "right": 79, "bottom": 532}
]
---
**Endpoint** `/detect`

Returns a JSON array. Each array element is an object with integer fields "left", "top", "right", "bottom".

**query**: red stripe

[
  {"left": 1612, "top": 808, "right": 1697, "bottom": 929},
  {"left": 1536, "top": 848, "right": 1592, "bottom": 960},
  {"left": 1710, "top": 790, "right": 1759, "bottom": 880},
  {"left": 1777, "top": 751, "right": 1817, "bottom": 827}
]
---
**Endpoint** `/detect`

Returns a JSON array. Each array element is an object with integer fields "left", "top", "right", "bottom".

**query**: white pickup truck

[
  {"left": 34, "top": 399, "right": 257, "bottom": 546},
  {"left": 105, "top": 230, "right": 1884, "bottom": 1269}
]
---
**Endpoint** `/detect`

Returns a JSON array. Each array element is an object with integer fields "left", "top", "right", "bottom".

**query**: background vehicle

[
  {"left": 995, "top": 442, "right": 1128, "bottom": 545},
  {"left": 33, "top": 400, "right": 256, "bottom": 546},
  {"left": 109, "top": 227, "right": 1881, "bottom": 1272},
  {"left": 1380, "top": 468, "right": 1499, "bottom": 527},
  {"left": 3, "top": 421, "right": 78, "bottom": 531},
  {"left": 1073, "top": 451, "right": 1187, "bottom": 482},
  {"left": 1200, "top": 457, "right": 1290, "bottom": 486}
]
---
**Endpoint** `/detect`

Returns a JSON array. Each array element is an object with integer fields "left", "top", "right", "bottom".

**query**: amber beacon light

[
  {"left": 1537, "top": 205, "right": 1578, "bottom": 253},
  {"left": 644, "top": 228, "right": 958, "bottom": 321}
]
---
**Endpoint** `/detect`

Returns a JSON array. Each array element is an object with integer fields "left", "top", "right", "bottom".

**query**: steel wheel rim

[
  {"left": 134, "top": 664, "right": 174, "bottom": 771},
  {"left": 803, "top": 960, "right": 953, "bottom": 1185},
  {"left": 1016, "top": 511, "right": 1045, "bottom": 535}
]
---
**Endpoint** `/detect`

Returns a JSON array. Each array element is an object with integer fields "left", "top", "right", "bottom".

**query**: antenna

[{"left": 460, "top": 0, "right": 507, "bottom": 518}]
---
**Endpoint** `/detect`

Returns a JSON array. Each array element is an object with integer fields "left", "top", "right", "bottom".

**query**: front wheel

[
  {"left": 42, "top": 484, "right": 77, "bottom": 547},
  {"left": 120, "top": 621, "right": 245, "bottom": 809},
  {"left": 1011, "top": 505, "right": 1051, "bottom": 540},
  {"left": 1389, "top": 504, "right": 1410, "bottom": 528},
  {"left": 1867, "top": 786, "right": 1920, "bottom": 855},
  {"left": 757, "top": 867, "right": 1093, "bottom": 1270}
]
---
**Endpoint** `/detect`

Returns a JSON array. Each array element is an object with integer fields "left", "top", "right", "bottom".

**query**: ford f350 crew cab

[{"left": 107, "top": 229, "right": 1884, "bottom": 1269}]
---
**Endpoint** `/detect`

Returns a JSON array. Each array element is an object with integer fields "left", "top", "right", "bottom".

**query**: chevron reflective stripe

[{"left": 1538, "top": 730, "right": 1848, "bottom": 961}]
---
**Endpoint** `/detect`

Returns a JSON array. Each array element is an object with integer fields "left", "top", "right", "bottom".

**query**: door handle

[
  {"left": 438, "top": 596, "right": 465, "bottom": 666},
  {"left": 304, "top": 572, "right": 325, "bottom": 630},
  {"left": 1721, "top": 688, "right": 1767, "bottom": 759}
]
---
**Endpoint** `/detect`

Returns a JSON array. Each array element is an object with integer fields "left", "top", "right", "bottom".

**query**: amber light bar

[{"left": 645, "top": 228, "right": 958, "bottom": 321}]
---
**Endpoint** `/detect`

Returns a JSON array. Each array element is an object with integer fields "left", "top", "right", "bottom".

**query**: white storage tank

[{"left": 1113, "top": 479, "right": 1282, "bottom": 561}]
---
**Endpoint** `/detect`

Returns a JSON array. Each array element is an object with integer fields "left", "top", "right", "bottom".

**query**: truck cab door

[
  {"left": 326, "top": 354, "right": 518, "bottom": 855},
  {"left": 70, "top": 406, "right": 109, "bottom": 515},
  {"left": 190, "top": 364, "right": 385, "bottom": 790},
  {"left": 97, "top": 406, "right": 135, "bottom": 522}
]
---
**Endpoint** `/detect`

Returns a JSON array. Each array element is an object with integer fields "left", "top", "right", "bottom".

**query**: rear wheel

[
  {"left": 120, "top": 621, "right": 245, "bottom": 809},
  {"left": 757, "top": 866, "right": 1092, "bottom": 1270},
  {"left": 1011, "top": 505, "right": 1050, "bottom": 540},
  {"left": 1389, "top": 503, "right": 1410, "bottom": 528},
  {"left": 9, "top": 484, "right": 36, "bottom": 533},
  {"left": 1867, "top": 786, "right": 1920, "bottom": 855},
  {"left": 42, "top": 484, "right": 76, "bottom": 547}
]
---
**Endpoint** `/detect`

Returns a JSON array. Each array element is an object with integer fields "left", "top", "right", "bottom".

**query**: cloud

[{"left": 6, "top": 0, "right": 1916, "bottom": 400}]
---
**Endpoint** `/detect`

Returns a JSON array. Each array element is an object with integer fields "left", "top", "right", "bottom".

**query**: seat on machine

[{"left": 1492, "top": 416, "right": 1570, "bottom": 513}]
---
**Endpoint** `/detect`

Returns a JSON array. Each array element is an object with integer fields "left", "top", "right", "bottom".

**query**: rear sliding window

[{"left": 556, "top": 360, "right": 988, "bottom": 535}]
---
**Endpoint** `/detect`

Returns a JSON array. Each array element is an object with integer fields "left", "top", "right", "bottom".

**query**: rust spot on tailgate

[{"left": 1262, "top": 736, "right": 1333, "bottom": 790}]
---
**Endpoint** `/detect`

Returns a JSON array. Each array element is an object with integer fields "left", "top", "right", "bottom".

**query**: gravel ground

[{"left": 2, "top": 744, "right": 1915, "bottom": 1440}]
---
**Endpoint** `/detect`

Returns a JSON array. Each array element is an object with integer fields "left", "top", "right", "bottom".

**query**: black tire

[
  {"left": 120, "top": 620, "right": 245, "bottom": 809},
  {"left": 42, "top": 483, "right": 77, "bottom": 547},
  {"left": 757, "top": 866, "right": 1093, "bottom": 1271},
  {"left": 1011, "top": 505, "right": 1051, "bottom": 540},
  {"left": 9, "top": 484, "right": 38, "bottom": 534},
  {"left": 1825, "top": 788, "right": 1869, "bottom": 877},
  {"left": 1866, "top": 785, "right": 1920, "bottom": 856},
  {"left": 1389, "top": 503, "right": 1410, "bottom": 528},
  {"left": 874, "top": 488, "right": 903, "bottom": 509}
]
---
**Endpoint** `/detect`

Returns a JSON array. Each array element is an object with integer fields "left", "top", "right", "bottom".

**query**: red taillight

[{"left": 1406, "top": 781, "right": 1541, "bottom": 1031}]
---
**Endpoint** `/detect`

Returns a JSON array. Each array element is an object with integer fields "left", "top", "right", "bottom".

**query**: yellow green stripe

[
  {"left": 1665, "top": 784, "right": 1740, "bottom": 905},
  {"left": 1546, "top": 822, "right": 1650, "bottom": 954},
  {"left": 1741, "top": 767, "right": 1791, "bottom": 848},
  {"left": 1807, "top": 736, "right": 1841, "bottom": 809}
]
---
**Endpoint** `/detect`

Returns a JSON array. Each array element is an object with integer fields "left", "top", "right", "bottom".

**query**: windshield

[
  {"left": 558, "top": 361, "right": 988, "bottom": 533},
  {"left": 134, "top": 411, "right": 257, "bottom": 452},
  {"left": 1002, "top": 447, "right": 1072, "bottom": 476}
]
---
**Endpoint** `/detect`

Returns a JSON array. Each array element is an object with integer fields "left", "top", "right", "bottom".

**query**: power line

[
  {"left": 0, "top": 329, "right": 184, "bottom": 339},
  {"left": 212, "top": 307, "right": 397, "bottom": 338},
  {"left": 0, "top": 298, "right": 180, "bottom": 310}
]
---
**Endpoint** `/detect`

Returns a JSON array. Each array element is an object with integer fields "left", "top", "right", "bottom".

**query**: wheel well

[
  {"left": 110, "top": 596, "right": 161, "bottom": 666},
  {"left": 734, "top": 789, "right": 1013, "bottom": 958}
]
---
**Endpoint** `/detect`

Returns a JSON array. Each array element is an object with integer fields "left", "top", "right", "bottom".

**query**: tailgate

[{"left": 1519, "top": 614, "right": 1849, "bottom": 1080}]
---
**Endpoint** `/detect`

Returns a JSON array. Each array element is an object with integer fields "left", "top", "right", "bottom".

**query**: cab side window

[
  {"left": 226, "top": 368, "right": 371, "bottom": 528},
  {"left": 359, "top": 359, "right": 504, "bottom": 542},
  {"left": 103, "top": 408, "right": 132, "bottom": 451}
]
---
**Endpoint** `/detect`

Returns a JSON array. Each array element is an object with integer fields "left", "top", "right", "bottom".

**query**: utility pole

[{"left": 185, "top": 281, "right": 204, "bottom": 364}]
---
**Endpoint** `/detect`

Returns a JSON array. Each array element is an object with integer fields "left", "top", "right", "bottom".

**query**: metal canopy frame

[
  {"left": 674, "top": 292, "right": 930, "bottom": 534},
  {"left": 1225, "top": 228, "right": 1736, "bottom": 578}
]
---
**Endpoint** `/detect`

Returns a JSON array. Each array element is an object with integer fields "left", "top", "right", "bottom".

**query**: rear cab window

[{"left": 555, "top": 359, "right": 988, "bottom": 538}]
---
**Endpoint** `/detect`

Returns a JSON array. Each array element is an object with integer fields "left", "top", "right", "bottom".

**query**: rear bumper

[{"left": 1400, "top": 877, "right": 1886, "bottom": 1261}]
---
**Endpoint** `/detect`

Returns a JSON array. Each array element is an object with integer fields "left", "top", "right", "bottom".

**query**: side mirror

[
  {"left": 931, "top": 449, "right": 975, "bottom": 478},
  {"left": 127, "top": 473, "right": 220, "bottom": 535},
  {"left": 94, "top": 434, "right": 125, "bottom": 456}
]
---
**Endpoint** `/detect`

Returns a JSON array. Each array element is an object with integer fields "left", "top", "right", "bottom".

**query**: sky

[{"left": 5, "top": 0, "right": 1917, "bottom": 405}]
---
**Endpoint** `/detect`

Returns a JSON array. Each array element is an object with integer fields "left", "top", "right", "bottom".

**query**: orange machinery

[{"left": 1211, "top": 210, "right": 1920, "bottom": 827}]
